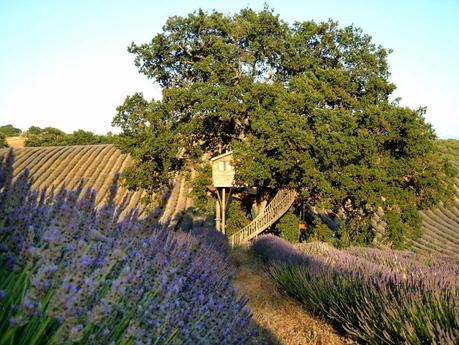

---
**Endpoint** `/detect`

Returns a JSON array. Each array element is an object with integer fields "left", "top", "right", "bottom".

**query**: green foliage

[
  {"left": 0, "top": 133, "right": 8, "bottom": 148},
  {"left": 25, "top": 126, "right": 65, "bottom": 146},
  {"left": 275, "top": 208, "right": 300, "bottom": 243},
  {"left": 67, "top": 129, "right": 102, "bottom": 145},
  {"left": 191, "top": 163, "right": 214, "bottom": 214},
  {"left": 0, "top": 124, "right": 21, "bottom": 136},
  {"left": 303, "top": 218, "right": 336, "bottom": 245},
  {"left": 113, "top": 93, "right": 182, "bottom": 194},
  {"left": 226, "top": 200, "right": 251, "bottom": 237},
  {"left": 26, "top": 125, "right": 43, "bottom": 135},
  {"left": 113, "top": 8, "right": 455, "bottom": 247},
  {"left": 25, "top": 127, "right": 118, "bottom": 147}
]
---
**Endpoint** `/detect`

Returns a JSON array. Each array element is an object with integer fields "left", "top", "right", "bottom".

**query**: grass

[{"left": 5, "top": 136, "right": 25, "bottom": 148}]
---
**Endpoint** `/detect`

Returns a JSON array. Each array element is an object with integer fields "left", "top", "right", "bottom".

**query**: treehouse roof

[{"left": 210, "top": 151, "right": 233, "bottom": 161}]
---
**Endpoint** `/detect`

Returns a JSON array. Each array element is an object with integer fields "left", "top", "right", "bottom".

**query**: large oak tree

[{"left": 113, "top": 8, "right": 454, "bottom": 247}]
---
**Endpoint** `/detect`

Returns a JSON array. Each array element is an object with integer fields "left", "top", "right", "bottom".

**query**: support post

[
  {"left": 216, "top": 196, "right": 221, "bottom": 232},
  {"left": 222, "top": 188, "right": 226, "bottom": 234}
]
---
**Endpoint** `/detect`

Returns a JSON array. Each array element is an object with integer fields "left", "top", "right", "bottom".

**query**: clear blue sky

[{"left": 0, "top": 0, "right": 458, "bottom": 138}]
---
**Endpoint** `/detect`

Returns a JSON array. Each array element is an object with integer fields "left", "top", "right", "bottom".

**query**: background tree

[
  {"left": 26, "top": 126, "right": 43, "bottom": 135},
  {"left": 0, "top": 133, "right": 8, "bottom": 148},
  {"left": 275, "top": 208, "right": 300, "bottom": 243},
  {"left": 0, "top": 124, "right": 21, "bottom": 137},
  {"left": 66, "top": 129, "right": 102, "bottom": 145},
  {"left": 25, "top": 127, "right": 118, "bottom": 147},
  {"left": 113, "top": 8, "right": 455, "bottom": 247},
  {"left": 25, "top": 127, "right": 66, "bottom": 146}
]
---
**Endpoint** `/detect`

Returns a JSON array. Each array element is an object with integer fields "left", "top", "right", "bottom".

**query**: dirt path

[{"left": 232, "top": 247, "right": 352, "bottom": 345}]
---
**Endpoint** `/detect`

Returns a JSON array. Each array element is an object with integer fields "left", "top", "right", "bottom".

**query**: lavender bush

[
  {"left": 297, "top": 242, "right": 459, "bottom": 284},
  {"left": 345, "top": 245, "right": 459, "bottom": 276},
  {"left": 253, "top": 235, "right": 458, "bottom": 344},
  {"left": 0, "top": 151, "right": 256, "bottom": 344}
]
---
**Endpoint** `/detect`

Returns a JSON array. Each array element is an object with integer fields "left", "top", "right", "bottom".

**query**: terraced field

[
  {"left": 0, "top": 144, "right": 205, "bottom": 230},
  {"left": 410, "top": 141, "right": 459, "bottom": 257}
]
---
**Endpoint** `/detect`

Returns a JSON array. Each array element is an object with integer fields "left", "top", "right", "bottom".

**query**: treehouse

[
  {"left": 209, "top": 151, "right": 297, "bottom": 245},
  {"left": 210, "top": 151, "right": 235, "bottom": 234},
  {"left": 210, "top": 151, "right": 235, "bottom": 188}
]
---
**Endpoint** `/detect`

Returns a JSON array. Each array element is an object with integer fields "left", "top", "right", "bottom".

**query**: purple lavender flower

[
  {"left": 0, "top": 153, "right": 257, "bottom": 344},
  {"left": 80, "top": 254, "right": 91, "bottom": 267},
  {"left": 253, "top": 235, "right": 458, "bottom": 344}
]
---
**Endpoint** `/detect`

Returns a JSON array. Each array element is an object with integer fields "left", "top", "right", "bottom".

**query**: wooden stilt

[
  {"left": 216, "top": 196, "right": 221, "bottom": 232},
  {"left": 222, "top": 188, "right": 226, "bottom": 234}
]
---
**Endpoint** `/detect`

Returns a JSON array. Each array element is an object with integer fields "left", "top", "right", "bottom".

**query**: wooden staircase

[{"left": 229, "top": 189, "right": 297, "bottom": 246}]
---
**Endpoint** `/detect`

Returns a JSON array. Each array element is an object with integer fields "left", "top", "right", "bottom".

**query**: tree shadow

[
  {"left": 169, "top": 206, "right": 215, "bottom": 232},
  {"left": 246, "top": 320, "right": 281, "bottom": 345}
]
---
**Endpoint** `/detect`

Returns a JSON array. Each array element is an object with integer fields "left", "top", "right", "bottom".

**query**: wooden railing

[{"left": 229, "top": 189, "right": 297, "bottom": 246}]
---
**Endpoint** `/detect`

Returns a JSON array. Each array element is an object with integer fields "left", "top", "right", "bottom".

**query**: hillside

[
  {"left": 0, "top": 144, "right": 201, "bottom": 229},
  {"left": 410, "top": 140, "right": 459, "bottom": 256},
  {"left": 1, "top": 141, "right": 457, "bottom": 257}
]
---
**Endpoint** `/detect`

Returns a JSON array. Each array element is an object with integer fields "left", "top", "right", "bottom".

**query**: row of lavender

[
  {"left": 253, "top": 235, "right": 458, "bottom": 344},
  {"left": 0, "top": 151, "right": 257, "bottom": 344}
]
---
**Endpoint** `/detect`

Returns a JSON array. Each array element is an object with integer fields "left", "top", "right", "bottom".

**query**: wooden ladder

[{"left": 229, "top": 189, "right": 297, "bottom": 246}]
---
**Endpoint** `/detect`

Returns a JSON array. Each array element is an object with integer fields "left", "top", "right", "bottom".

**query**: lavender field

[
  {"left": 0, "top": 151, "right": 257, "bottom": 344},
  {"left": 253, "top": 235, "right": 458, "bottom": 344}
]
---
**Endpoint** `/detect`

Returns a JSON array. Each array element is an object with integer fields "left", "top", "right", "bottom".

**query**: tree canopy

[
  {"left": 0, "top": 124, "right": 21, "bottom": 137},
  {"left": 113, "top": 8, "right": 455, "bottom": 247},
  {"left": 25, "top": 126, "right": 117, "bottom": 147},
  {"left": 0, "top": 133, "right": 8, "bottom": 148}
]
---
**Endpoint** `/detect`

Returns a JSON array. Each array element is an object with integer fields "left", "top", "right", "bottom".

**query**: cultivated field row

[
  {"left": 411, "top": 161, "right": 459, "bottom": 257},
  {"left": 0, "top": 145, "right": 197, "bottom": 229}
]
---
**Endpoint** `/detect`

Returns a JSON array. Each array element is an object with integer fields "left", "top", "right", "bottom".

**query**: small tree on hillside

[
  {"left": 25, "top": 127, "right": 117, "bottom": 147},
  {"left": 0, "top": 133, "right": 8, "bottom": 148},
  {"left": 25, "top": 127, "right": 66, "bottom": 147},
  {"left": 275, "top": 209, "right": 300, "bottom": 243},
  {"left": 113, "top": 8, "right": 455, "bottom": 247},
  {"left": 67, "top": 130, "right": 101, "bottom": 145},
  {"left": 0, "top": 124, "right": 21, "bottom": 137},
  {"left": 26, "top": 126, "right": 43, "bottom": 135}
]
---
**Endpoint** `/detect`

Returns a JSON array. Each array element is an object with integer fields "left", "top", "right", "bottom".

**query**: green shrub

[
  {"left": 0, "top": 124, "right": 21, "bottom": 136},
  {"left": 26, "top": 125, "right": 43, "bottom": 135},
  {"left": 25, "top": 127, "right": 117, "bottom": 147},
  {"left": 0, "top": 133, "right": 7, "bottom": 148},
  {"left": 191, "top": 163, "right": 214, "bottom": 215},
  {"left": 275, "top": 209, "right": 300, "bottom": 243},
  {"left": 226, "top": 199, "right": 251, "bottom": 237},
  {"left": 303, "top": 218, "right": 336, "bottom": 245}
]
